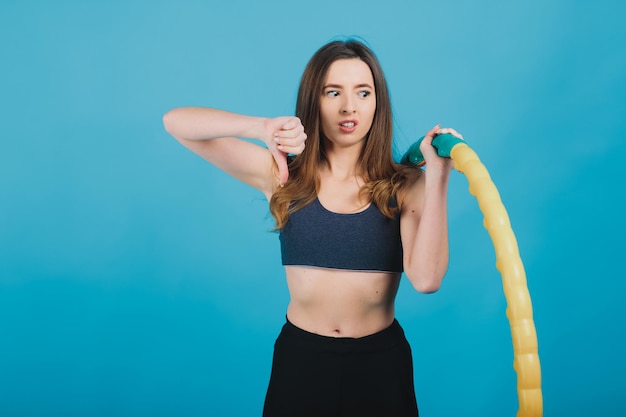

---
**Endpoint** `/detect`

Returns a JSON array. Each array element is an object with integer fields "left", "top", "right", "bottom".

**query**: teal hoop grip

[{"left": 400, "top": 133, "right": 465, "bottom": 166}]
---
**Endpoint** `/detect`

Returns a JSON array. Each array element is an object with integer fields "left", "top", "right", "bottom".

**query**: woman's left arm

[{"left": 399, "top": 125, "right": 461, "bottom": 293}]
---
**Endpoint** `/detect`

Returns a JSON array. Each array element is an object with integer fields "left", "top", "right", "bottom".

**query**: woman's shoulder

[{"left": 394, "top": 165, "right": 425, "bottom": 211}]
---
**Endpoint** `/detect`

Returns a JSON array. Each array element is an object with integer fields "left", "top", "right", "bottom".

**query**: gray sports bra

[{"left": 279, "top": 198, "right": 403, "bottom": 272}]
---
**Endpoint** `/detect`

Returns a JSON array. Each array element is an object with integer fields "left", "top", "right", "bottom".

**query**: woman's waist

[
  {"left": 287, "top": 302, "right": 395, "bottom": 339},
  {"left": 285, "top": 300, "right": 396, "bottom": 338},
  {"left": 284, "top": 266, "right": 401, "bottom": 337}
]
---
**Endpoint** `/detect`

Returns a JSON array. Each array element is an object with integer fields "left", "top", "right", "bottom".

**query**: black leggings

[{"left": 263, "top": 318, "right": 419, "bottom": 417}]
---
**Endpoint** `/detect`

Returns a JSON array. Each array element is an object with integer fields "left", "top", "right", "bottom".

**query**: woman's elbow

[
  {"left": 410, "top": 278, "right": 442, "bottom": 294},
  {"left": 162, "top": 109, "right": 188, "bottom": 143},
  {"left": 405, "top": 268, "right": 446, "bottom": 293},
  {"left": 162, "top": 110, "right": 176, "bottom": 135}
]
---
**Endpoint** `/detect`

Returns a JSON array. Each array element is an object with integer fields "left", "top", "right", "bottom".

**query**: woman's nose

[{"left": 341, "top": 96, "right": 356, "bottom": 114}]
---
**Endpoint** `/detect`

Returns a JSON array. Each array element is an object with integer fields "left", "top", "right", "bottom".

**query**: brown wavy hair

[{"left": 270, "top": 39, "right": 421, "bottom": 229}]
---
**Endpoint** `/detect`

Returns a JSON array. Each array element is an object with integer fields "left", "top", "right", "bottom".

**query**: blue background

[{"left": 1, "top": 1, "right": 625, "bottom": 416}]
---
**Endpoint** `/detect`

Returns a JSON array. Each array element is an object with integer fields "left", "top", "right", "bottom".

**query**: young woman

[{"left": 163, "top": 39, "right": 462, "bottom": 417}]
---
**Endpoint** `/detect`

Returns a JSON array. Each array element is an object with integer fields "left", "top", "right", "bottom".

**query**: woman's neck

[{"left": 322, "top": 142, "right": 364, "bottom": 181}]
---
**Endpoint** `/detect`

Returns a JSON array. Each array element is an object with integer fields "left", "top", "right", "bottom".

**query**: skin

[{"left": 163, "top": 58, "right": 461, "bottom": 338}]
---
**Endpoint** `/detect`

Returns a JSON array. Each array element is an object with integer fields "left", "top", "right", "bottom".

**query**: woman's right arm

[{"left": 162, "top": 107, "right": 306, "bottom": 198}]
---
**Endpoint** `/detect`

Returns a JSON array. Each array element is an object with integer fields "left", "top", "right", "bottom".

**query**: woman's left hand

[{"left": 419, "top": 124, "right": 464, "bottom": 171}]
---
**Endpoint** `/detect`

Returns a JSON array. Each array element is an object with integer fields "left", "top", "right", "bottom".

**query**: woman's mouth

[{"left": 339, "top": 120, "right": 358, "bottom": 133}]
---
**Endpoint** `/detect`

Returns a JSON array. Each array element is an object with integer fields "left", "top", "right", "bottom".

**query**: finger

[
  {"left": 275, "top": 129, "right": 306, "bottom": 142},
  {"left": 285, "top": 123, "right": 304, "bottom": 137},
  {"left": 281, "top": 116, "right": 302, "bottom": 131},
  {"left": 271, "top": 148, "right": 289, "bottom": 186},
  {"left": 277, "top": 142, "right": 306, "bottom": 155},
  {"left": 276, "top": 131, "right": 306, "bottom": 151},
  {"left": 447, "top": 128, "right": 464, "bottom": 139},
  {"left": 437, "top": 127, "right": 464, "bottom": 139},
  {"left": 274, "top": 135, "right": 306, "bottom": 149}
]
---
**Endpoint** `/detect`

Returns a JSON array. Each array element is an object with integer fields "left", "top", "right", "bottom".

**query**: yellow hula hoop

[{"left": 451, "top": 143, "right": 543, "bottom": 417}]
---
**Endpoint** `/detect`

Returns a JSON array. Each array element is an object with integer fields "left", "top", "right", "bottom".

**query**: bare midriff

[{"left": 284, "top": 265, "right": 402, "bottom": 338}]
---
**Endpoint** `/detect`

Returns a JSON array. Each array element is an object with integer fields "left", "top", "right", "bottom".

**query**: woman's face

[{"left": 319, "top": 58, "right": 376, "bottom": 149}]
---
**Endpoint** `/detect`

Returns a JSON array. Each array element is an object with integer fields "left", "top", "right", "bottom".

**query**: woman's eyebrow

[{"left": 323, "top": 83, "right": 374, "bottom": 89}]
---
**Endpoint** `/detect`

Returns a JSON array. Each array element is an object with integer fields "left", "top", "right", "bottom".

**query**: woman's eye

[
  {"left": 359, "top": 91, "right": 371, "bottom": 98},
  {"left": 326, "top": 90, "right": 339, "bottom": 97}
]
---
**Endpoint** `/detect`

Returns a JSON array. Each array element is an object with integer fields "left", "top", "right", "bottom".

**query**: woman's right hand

[{"left": 264, "top": 116, "right": 307, "bottom": 185}]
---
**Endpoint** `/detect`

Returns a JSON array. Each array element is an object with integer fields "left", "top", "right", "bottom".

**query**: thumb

[
  {"left": 271, "top": 148, "right": 289, "bottom": 186},
  {"left": 423, "top": 124, "right": 440, "bottom": 142}
]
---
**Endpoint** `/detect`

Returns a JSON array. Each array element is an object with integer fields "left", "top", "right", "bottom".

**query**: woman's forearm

[
  {"left": 408, "top": 167, "right": 451, "bottom": 293},
  {"left": 163, "top": 107, "right": 267, "bottom": 141}
]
